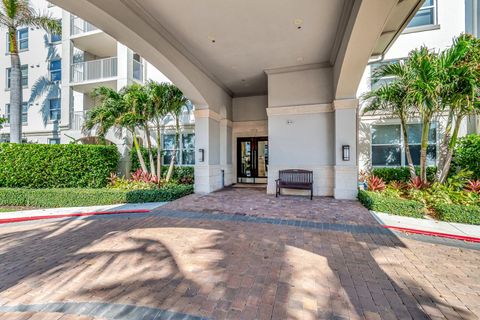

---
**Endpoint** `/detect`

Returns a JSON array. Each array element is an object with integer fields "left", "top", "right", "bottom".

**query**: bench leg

[{"left": 310, "top": 187, "right": 313, "bottom": 200}]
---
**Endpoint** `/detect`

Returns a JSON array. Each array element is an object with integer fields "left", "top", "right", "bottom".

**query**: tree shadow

[{"left": 0, "top": 214, "right": 477, "bottom": 319}]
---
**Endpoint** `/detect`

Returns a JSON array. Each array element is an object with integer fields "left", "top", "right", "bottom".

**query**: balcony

[
  {"left": 70, "top": 16, "right": 98, "bottom": 36},
  {"left": 72, "top": 111, "right": 86, "bottom": 131},
  {"left": 71, "top": 57, "right": 118, "bottom": 84}
]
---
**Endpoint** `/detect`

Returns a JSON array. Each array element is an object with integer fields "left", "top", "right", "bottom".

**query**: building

[
  {"left": 0, "top": 0, "right": 150, "bottom": 149},
  {"left": 358, "top": 0, "right": 480, "bottom": 172},
  {"left": 47, "top": 0, "right": 430, "bottom": 199}
]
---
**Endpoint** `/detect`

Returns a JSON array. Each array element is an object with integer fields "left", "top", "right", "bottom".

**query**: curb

[
  {"left": 0, "top": 209, "right": 151, "bottom": 225},
  {"left": 384, "top": 225, "right": 480, "bottom": 243}
]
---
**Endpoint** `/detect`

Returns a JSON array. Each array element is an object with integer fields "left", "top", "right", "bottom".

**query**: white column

[
  {"left": 116, "top": 43, "right": 131, "bottom": 90},
  {"left": 333, "top": 99, "right": 358, "bottom": 199},
  {"left": 194, "top": 109, "right": 229, "bottom": 193},
  {"left": 61, "top": 12, "right": 73, "bottom": 130},
  {"left": 220, "top": 118, "right": 233, "bottom": 186}
]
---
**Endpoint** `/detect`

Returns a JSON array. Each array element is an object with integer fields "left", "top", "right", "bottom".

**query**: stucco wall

[
  {"left": 232, "top": 95, "right": 267, "bottom": 122},
  {"left": 267, "top": 67, "right": 333, "bottom": 108}
]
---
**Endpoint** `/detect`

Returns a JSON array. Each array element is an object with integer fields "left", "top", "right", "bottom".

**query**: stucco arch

[{"left": 52, "top": 0, "right": 232, "bottom": 118}]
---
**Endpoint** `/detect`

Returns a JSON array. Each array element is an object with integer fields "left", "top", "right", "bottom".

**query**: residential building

[{"left": 358, "top": 0, "right": 480, "bottom": 172}]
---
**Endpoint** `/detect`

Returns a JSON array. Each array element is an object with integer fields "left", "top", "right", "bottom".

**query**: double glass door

[{"left": 237, "top": 137, "right": 268, "bottom": 184}]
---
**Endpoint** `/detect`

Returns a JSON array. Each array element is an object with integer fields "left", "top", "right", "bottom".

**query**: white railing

[
  {"left": 133, "top": 60, "right": 144, "bottom": 82},
  {"left": 70, "top": 16, "right": 98, "bottom": 36},
  {"left": 71, "top": 57, "right": 118, "bottom": 83},
  {"left": 72, "top": 111, "right": 86, "bottom": 131}
]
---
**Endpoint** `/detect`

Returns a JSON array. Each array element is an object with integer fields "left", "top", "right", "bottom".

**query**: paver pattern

[
  {"left": 0, "top": 188, "right": 479, "bottom": 320},
  {"left": 160, "top": 187, "right": 377, "bottom": 226}
]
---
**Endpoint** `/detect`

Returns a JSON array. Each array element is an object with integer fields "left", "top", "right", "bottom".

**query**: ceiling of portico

[{"left": 125, "top": 0, "right": 351, "bottom": 97}]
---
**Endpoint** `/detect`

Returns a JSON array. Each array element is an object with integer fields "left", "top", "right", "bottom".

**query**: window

[
  {"left": 162, "top": 133, "right": 195, "bottom": 165},
  {"left": 182, "top": 133, "right": 195, "bottom": 165},
  {"left": 6, "top": 65, "right": 28, "bottom": 89},
  {"left": 49, "top": 98, "right": 61, "bottom": 121},
  {"left": 407, "top": 0, "right": 437, "bottom": 29},
  {"left": 5, "top": 29, "right": 29, "bottom": 53},
  {"left": 50, "top": 20, "right": 62, "bottom": 43},
  {"left": 371, "top": 123, "right": 437, "bottom": 167},
  {"left": 49, "top": 138, "right": 60, "bottom": 144},
  {"left": 5, "top": 103, "right": 28, "bottom": 124},
  {"left": 370, "top": 59, "right": 401, "bottom": 90},
  {"left": 50, "top": 60, "right": 61, "bottom": 81}
]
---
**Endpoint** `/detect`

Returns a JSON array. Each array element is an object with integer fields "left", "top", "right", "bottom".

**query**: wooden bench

[{"left": 275, "top": 169, "right": 313, "bottom": 200}]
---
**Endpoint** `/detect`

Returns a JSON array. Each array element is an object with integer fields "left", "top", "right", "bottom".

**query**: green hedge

[
  {"left": 0, "top": 143, "right": 119, "bottom": 188},
  {"left": 453, "top": 134, "right": 480, "bottom": 179},
  {"left": 130, "top": 148, "right": 194, "bottom": 181},
  {"left": 0, "top": 184, "right": 193, "bottom": 208},
  {"left": 433, "top": 203, "right": 480, "bottom": 225},
  {"left": 358, "top": 190, "right": 425, "bottom": 218},
  {"left": 372, "top": 167, "right": 437, "bottom": 183}
]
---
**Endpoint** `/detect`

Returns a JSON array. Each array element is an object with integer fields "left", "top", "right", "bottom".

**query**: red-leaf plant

[
  {"left": 465, "top": 180, "right": 480, "bottom": 194},
  {"left": 408, "top": 176, "right": 429, "bottom": 190},
  {"left": 131, "top": 169, "right": 159, "bottom": 184},
  {"left": 367, "top": 175, "right": 386, "bottom": 192}
]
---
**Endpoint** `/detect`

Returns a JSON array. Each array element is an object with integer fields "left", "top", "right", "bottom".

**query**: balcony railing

[
  {"left": 133, "top": 60, "right": 144, "bottom": 82},
  {"left": 71, "top": 57, "right": 118, "bottom": 84},
  {"left": 70, "top": 16, "right": 98, "bottom": 36},
  {"left": 72, "top": 111, "right": 86, "bottom": 131}
]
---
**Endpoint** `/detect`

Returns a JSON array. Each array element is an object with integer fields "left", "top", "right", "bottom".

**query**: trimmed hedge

[
  {"left": 372, "top": 167, "right": 436, "bottom": 183},
  {"left": 0, "top": 143, "right": 119, "bottom": 188},
  {"left": 358, "top": 190, "right": 425, "bottom": 218},
  {"left": 433, "top": 203, "right": 480, "bottom": 225},
  {"left": 453, "top": 134, "right": 480, "bottom": 179},
  {"left": 0, "top": 184, "right": 193, "bottom": 208},
  {"left": 131, "top": 148, "right": 194, "bottom": 181}
]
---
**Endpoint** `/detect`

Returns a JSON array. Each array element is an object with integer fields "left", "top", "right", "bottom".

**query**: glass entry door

[{"left": 237, "top": 137, "right": 268, "bottom": 184}]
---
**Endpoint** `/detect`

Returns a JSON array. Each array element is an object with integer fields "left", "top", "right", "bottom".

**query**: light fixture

[
  {"left": 342, "top": 145, "right": 350, "bottom": 161},
  {"left": 294, "top": 18, "right": 303, "bottom": 29},
  {"left": 207, "top": 35, "right": 216, "bottom": 43},
  {"left": 199, "top": 148, "right": 205, "bottom": 162}
]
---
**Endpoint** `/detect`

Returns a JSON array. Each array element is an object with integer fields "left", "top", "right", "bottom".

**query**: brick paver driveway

[{"left": 0, "top": 187, "right": 479, "bottom": 320}]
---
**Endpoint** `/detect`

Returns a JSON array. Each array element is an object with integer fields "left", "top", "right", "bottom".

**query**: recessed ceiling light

[
  {"left": 294, "top": 18, "right": 303, "bottom": 25},
  {"left": 207, "top": 35, "right": 216, "bottom": 43},
  {"left": 296, "top": 57, "right": 304, "bottom": 62}
]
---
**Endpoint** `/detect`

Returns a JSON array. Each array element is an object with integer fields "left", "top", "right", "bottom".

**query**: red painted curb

[
  {"left": 0, "top": 209, "right": 151, "bottom": 225},
  {"left": 384, "top": 225, "right": 480, "bottom": 243}
]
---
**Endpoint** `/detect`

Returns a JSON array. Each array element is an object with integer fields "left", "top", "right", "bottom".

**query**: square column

[
  {"left": 194, "top": 109, "right": 231, "bottom": 193},
  {"left": 333, "top": 99, "right": 358, "bottom": 199}
]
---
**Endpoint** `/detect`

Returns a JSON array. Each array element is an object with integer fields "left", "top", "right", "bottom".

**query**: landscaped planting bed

[
  {"left": 358, "top": 190, "right": 425, "bottom": 218},
  {"left": 0, "top": 184, "right": 193, "bottom": 208}
]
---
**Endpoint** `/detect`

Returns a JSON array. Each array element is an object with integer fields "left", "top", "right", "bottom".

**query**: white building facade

[
  {"left": 358, "top": 0, "right": 480, "bottom": 172},
  {"left": 0, "top": 0, "right": 147, "bottom": 149}
]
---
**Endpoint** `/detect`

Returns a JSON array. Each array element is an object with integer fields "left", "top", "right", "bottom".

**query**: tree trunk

[
  {"left": 438, "top": 115, "right": 463, "bottom": 183},
  {"left": 132, "top": 131, "right": 148, "bottom": 173},
  {"left": 435, "top": 110, "right": 454, "bottom": 181},
  {"left": 400, "top": 114, "right": 416, "bottom": 179},
  {"left": 144, "top": 124, "right": 156, "bottom": 176},
  {"left": 155, "top": 121, "right": 162, "bottom": 184},
  {"left": 166, "top": 116, "right": 180, "bottom": 182},
  {"left": 419, "top": 118, "right": 431, "bottom": 182},
  {"left": 9, "top": 31, "right": 23, "bottom": 144}
]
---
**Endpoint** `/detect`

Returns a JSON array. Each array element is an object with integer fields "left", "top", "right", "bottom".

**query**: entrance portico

[{"left": 51, "top": 0, "right": 424, "bottom": 199}]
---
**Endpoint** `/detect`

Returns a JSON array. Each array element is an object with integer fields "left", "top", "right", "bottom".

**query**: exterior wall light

[
  {"left": 199, "top": 148, "right": 205, "bottom": 162},
  {"left": 342, "top": 145, "right": 350, "bottom": 161}
]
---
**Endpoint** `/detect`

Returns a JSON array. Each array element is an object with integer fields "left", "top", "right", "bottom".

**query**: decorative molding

[
  {"left": 194, "top": 109, "right": 223, "bottom": 122},
  {"left": 333, "top": 99, "right": 358, "bottom": 110},
  {"left": 220, "top": 119, "right": 233, "bottom": 127},
  {"left": 264, "top": 62, "right": 331, "bottom": 75},
  {"left": 266, "top": 104, "right": 333, "bottom": 116}
]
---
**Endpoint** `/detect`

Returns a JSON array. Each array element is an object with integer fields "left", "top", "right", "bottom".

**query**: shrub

[
  {"left": 466, "top": 180, "right": 480, "bottom": 194},
  {"left": 366, "top": 175, "right": 386, "bottom": 191},
  {"left": 453, "top": 134, "right": 480, "bottom": 179},
  {"left": 0, "top": 143, "right": 119, "bottom": 188},
  {"left": 372, "top": 167, "right": 436, "bottom": 183},
  {"left": 0, "top": 185, "right": 193, "bottom": 208},
  {"left": 433, "top": 203, "right": 480, "bottom": 225},
  {"left": 131, "top": 148, "right": 194, "bottom": 182},
  {"left": 408, "top": 177, "right": 429, "bottom": 190},
  {"left": 358, "top": 190, "right": 425, "bottom": 218}
]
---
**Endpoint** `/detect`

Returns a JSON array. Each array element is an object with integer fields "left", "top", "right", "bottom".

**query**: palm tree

[
  {"left": 165, "top": 84, "right": 188, "bottom": 182},
  {"left": 123, "top": 83, "right": 155, "bottom": 175},
  {"left": 1, "top": 0, "right": 61, "bottom": 143},
  {"left": 362, "top": 78, "right": 417, "bottom": 179},
  {"left": 435, "top": 34, "right": 480, "bottom": 182},
  {"left": 146, "top": 81, "right": 170, "bottom": 180},
  {"left": 83, "top": 86, "right": 148, "bottom": 173}
]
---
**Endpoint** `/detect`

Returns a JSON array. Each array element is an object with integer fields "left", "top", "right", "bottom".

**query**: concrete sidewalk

[
  {"left": 371, "top": 211, "right": 480, "bottom": 240},
  {"left": 0, "top": 202, "right": 166, "bottom": 221}
]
